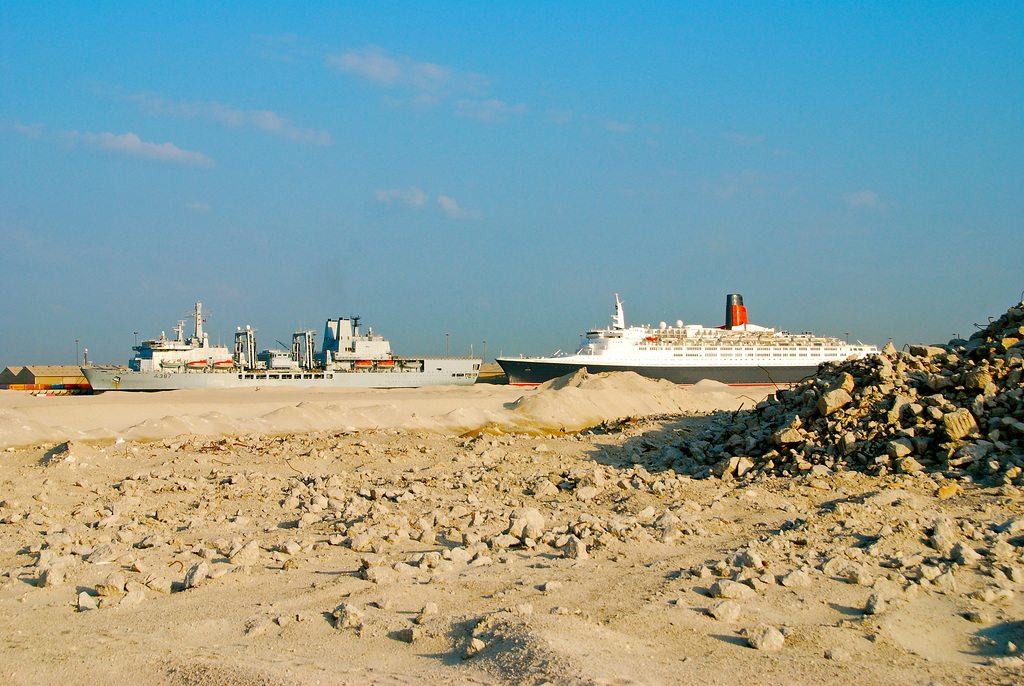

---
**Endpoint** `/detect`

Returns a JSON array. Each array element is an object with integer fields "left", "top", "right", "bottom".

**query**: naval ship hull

[
  {"left": 497, "top": 358, "right": 820, "bottom": 386},
  {"left": 83, "top": 359, "right": 479, "bottom": 391}
]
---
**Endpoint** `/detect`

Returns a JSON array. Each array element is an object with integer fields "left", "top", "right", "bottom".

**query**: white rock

[
  {"left": 77, "top": 592, "right": 98, "bottom": 611},
  {"left": 709, "top": 599, "right": 741, "bottom": 622},
  {"left": 464, "top": 637, "right": 486, "bottom": 658},
  {"left": 229, "top": 540, "right": 261, "bottom": 566},
  {"left": 778, "top": 569, "right": 812, "bottom": 588},
  {"left": 507, "top": 507, "right": 545, "bottom": 538},
  {"left": 564, "top": 536, "right": 589, "bottom": 560},
  {"left": 710, "top": 579, "right": 754, "bottom": 599},
  {"left": 332, "top": 603, "right": 364, "bottom": 629},
  {"left": 748, "top": 624, "right": 785, "bottom": 651},
  {"left": 184, "top": 562, "right": 209, "bottom": 589}
]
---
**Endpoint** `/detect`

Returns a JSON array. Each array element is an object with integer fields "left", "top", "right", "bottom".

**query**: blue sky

[{"left": 2, "top": 3, "right": 1022, "bottom": 366}]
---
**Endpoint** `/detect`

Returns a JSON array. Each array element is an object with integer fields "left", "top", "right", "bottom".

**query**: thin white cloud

[
  {"left": 376, "top": 186, "right": 429, "bottom": 207},
  {"left": 185, "top": 202, "right": 211, "bottom": 212},
  {"left": 326, "top": 45, "right": 487, "bottom": 99},
  {"left": 606, "top": 120, "right": 634, "bottom": 133},
  {"left": 14, "top": 123, "right": 213, "bottom": 167},
  {"left": 79, "top": 131, "right": 214, "bottom": 166},
  {"left": 437, "top": 195, "right": 480, "bottom": 219},
  {"left": 122, "top": 91, "right": 332, "bottom": 145},
  {"left": 843, "top": 190, "right": 880, "bottom": 207},
  {"left": 454, "top": 99, "right": 526, "bottom": 122}
]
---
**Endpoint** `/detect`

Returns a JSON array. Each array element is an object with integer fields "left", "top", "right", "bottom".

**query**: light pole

[
  {"left": 75, "top": 339, "right": 79, "bottom": 366},
  {"left": 445, "top": 332, "right": 450, "bottom": 358},
  {"left": 134, "top": 331, "right": 139, "bottom": 347},
  {"left": 482, "top": 340, "right": 487, "bottom": 363}
]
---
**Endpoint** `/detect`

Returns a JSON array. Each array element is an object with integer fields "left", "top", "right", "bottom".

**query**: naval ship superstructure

[
  {"left": 496, "top": 294, "right": 879, "bottom": 386},
  {"left": 83, "top": 302, "right": 480, "bottom": 391}
]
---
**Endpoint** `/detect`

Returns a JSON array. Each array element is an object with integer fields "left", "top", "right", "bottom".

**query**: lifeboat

[
  {"left": 354, "top": 360, "right": 373, "bottom": 369},
  {"left": 213, "top": 360, "right": 233, "bottom": 369},
  {"left": 186, "top": 360, "right": 209, "bottom": 369},
  {"left": 376, "top": 359, "right": 396, "bottom": 368}
]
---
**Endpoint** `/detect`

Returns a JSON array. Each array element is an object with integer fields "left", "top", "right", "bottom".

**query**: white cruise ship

[{"left": 496, "top": 294, "right": 878, "bottom": 386}]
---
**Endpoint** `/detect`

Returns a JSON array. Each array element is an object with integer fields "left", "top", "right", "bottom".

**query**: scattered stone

[
  {"left": 943, "top": 409, "right": 978, "bottom": 442},
  {"left": 825, "top": 646, "right": 851, "bottom": 661},
  {"left": 710, "top": 579, "right": 754, "bottom": 600},
  {"left": 747, "top": 624, "right": 785, "bottom": 651},
  {"left": 332, "top": 603, "right": 363, "bottom": 630},
  {"left": 951, "top": 541, "right": 982, "bottom": 565},
  {"left": 184, "top": 562, "right": 209, "bottom": 589},
  {"left": 933, "top": 570, "right": 958, "bottom": 594},
  {"left": 39, "top": 566, "right": 67, "bottom": 587},
  {"left": 119, "top": 589, "right": 146, "bottom": 608},
  {"left": 396, "top": 627, "right": 422, "bottom": 643},
  {"left": 708, "top": 599, "right": 741, "bottom": 622},
  {"left": 864, "top": 592, "right": 886, "bottom": 615},
  {"left": 144, "top": 576, "right": 172, "bottom": 594},
  {"left": 507, "top": 507, "right": 544, "bottom": 539},
  {"left": 229, "top": 540, "right": 261, "bottom": 566},
  {"left": 464, "top": 637, "right": 486, "bottom": 659},
  {"left": 85, "top": 543, "right": 119, "bottom": 565},
  {"left": 564, "top": 536, "right": 589, "bottom": 560},
  {"left": 349, "top": 533, "right": 374, "bottom": 552},
  {"left": 491, "top": 533, "right": 519, "bottom": 549},
  {"left": 778, "top": 569, "right": 812, "bottom": 588},
  {"left": 77, "top": 592, "right": 98, "bottom": 612},
  {"left": 818, "top": 388, "right": 852, "bottom": 417},
  {"left": 415, "top": 602, "right": 439, "bottom": 624},
  {"left": 96, "top": 571, "right": 127, "bottom": 596}
]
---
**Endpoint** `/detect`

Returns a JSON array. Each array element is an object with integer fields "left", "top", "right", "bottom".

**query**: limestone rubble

[{"left": 674, "top": 298, "right": 1024, "bottom": 483}]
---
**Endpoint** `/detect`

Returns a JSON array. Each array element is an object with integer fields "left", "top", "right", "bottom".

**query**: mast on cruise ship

[{"left": 612, "top": 294, "right": 626, "bottom": 330}]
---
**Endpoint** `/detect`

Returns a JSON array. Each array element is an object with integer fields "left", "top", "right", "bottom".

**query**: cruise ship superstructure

[
  {"left": 496, "top": 294, "right": 878, "bottom": 386},
  {"left": 83, "top": 302, "right": 480, "bottom": 391}
]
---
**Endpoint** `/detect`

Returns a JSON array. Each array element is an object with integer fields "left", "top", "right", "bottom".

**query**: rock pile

[{"left": 674, "top": 299, "right": 1024, "bottom": 482}]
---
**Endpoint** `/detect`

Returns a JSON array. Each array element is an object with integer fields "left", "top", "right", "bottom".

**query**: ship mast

[
  {"left": 612, "top": 294, "right": 626, "bottom": 330},
  {"left": 191, "top": 302, "right": 210, "bottom": 348},
  {"left": 194, "top": 302, "right": 204, "bottom": 342}
]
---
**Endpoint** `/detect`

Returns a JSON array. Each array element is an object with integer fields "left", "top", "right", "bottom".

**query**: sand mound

[
  {"left": 0, "top": 408, "right": 88, "bottom": 447},
  {"left": 0, "top": 376, "right": 764, "bottom": 449},
  {"left": 504, "top": 370, "right": 749, "bottom": 432}
]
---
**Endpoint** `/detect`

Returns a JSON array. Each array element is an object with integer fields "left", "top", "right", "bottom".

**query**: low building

[{"left": 0, "top": 365, "right": 90, "bottom": 391}]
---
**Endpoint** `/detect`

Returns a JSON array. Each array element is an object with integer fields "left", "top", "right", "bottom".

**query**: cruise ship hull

[
  {"left": 84, "top": 359, "right": 479, "bottom": 391},
  {"left": 497, "top": 358, "right": 821, "bottom": 386}
]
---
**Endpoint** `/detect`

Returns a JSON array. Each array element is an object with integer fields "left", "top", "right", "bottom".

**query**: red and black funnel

[{"left": 725, "top": 294, "right": 748, "bottom": 328}]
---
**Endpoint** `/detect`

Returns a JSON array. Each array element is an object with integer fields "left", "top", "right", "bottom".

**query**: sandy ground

[{"left": 1, "top": 373, "right": 1022, "bottom": 685}]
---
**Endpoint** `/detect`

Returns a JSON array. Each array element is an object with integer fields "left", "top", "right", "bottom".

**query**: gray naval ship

[{"left": 83, "top": 302, "right": 480, "bottom": 391}]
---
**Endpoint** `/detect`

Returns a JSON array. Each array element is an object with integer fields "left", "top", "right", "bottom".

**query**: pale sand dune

[{"left": 0, "top": 371, "right": 768, "bottom": 449}]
